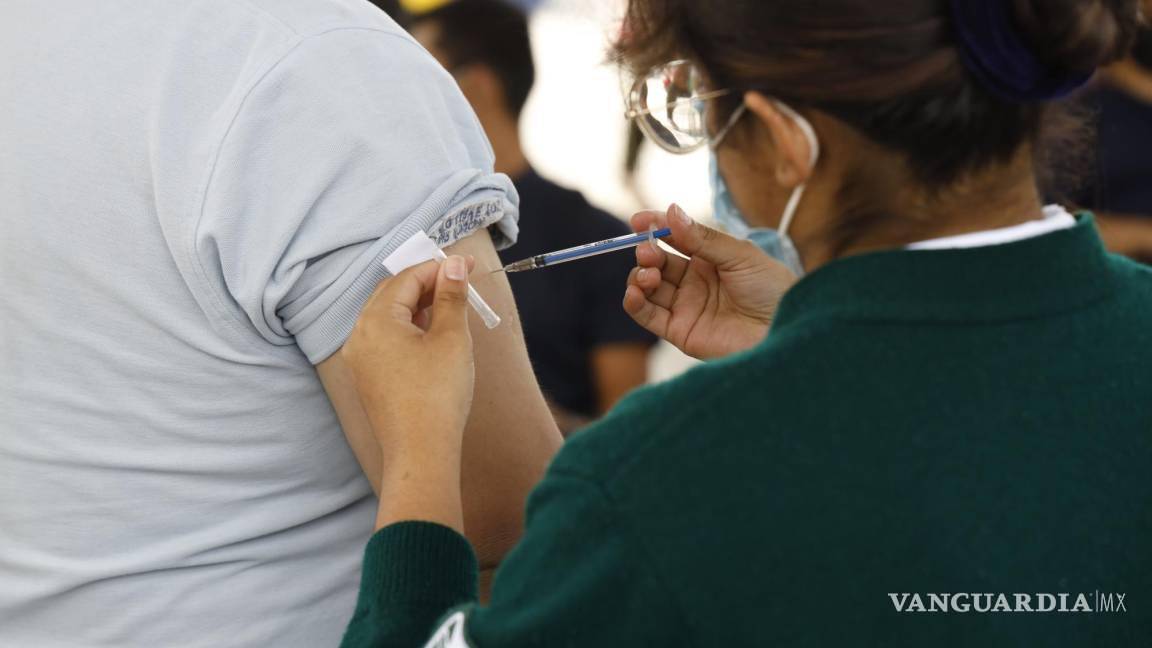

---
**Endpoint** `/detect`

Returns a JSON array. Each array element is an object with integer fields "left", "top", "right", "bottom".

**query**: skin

[
  {"left": 412, "top": 20, "right": 652, "bottom": 414},
  {"left": 342, "top": 256, "right": 476, "bottom": 535},
  {"left": 715, "top": 93, "right": 1045, "bottom": 269},
  {"left": 319, "top": 230, "right": 561, "bottom": 566},
  {"left": 623, "top": 205, "right": 795, "bottom": 359},
  {"left": 344, "top": 257, "right": 636, "bottom": 536}
]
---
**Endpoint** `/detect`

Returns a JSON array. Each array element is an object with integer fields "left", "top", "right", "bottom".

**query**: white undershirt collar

[{"left": 906, "top": 205, "right": 1077, "bottom": 251}]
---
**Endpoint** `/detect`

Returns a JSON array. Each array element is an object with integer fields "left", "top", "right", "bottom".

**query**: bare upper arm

[{"left": 317, "top": 229, "right": 562, "bottom": 567}]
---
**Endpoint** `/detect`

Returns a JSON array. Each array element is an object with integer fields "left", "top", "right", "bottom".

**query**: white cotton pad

[{"left": 382, "top": 231, "right": 501, "bottom": 329}]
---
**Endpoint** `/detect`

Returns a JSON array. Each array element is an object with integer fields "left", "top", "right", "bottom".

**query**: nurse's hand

[
  {"left": 625, "top": 205, "right": 796, "bottom": 360},
  {"left": 343, "top": 256, "right": 476, "bottom": 532}
]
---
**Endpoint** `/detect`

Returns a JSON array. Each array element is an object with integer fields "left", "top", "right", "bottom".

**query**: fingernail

[
  {"left": 638, "top": 268, "right": 649, "bottom": 281},
  {"left": 671, "top": 203, "right": 691, "bottom": 226},
  {"left": 445, "top": 256, "right": 467, "bottom": 281}
]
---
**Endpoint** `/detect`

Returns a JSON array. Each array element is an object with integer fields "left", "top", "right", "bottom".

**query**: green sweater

[{"left": 342, "top": 216, "right": 1152, "bottom": 647}]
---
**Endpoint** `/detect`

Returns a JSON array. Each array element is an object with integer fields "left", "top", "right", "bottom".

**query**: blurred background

[
  {"left": 516, "top": 0, "right": 709, "bottom": 383},
  {"left": 384, "top": 0, "right": 1152, "bottom": 398},
  {"left": 398, "top": 0, "right": 709, "bottom": 384}
]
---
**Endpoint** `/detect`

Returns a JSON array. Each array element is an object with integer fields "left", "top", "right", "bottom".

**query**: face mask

[
  {"left": 709, "top": 155, "right": 805, "bottom": 275},
  {"left": 708, "top": 101, "right": 820, "bottom": 277}
]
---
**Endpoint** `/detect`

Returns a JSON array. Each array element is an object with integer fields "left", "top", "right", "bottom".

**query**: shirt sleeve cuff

[
  {"left": 342, "top": 521, "right": 478, "bottom": 647},
  {"left": 289, "top": 170, "right": 518, "bottom": 364}
]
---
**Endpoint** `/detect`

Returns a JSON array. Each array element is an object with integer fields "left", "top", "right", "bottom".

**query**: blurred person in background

[
  {"left": 1072, "top": 0, "right": 1152, "bottom": 262},
  {"left": 410, "top": 0, "right": 658, "bottom": 433},
  {"left": 337, "top": 0, "right": 1152, "bottom": 645}
]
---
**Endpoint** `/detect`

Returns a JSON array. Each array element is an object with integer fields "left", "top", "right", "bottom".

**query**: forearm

[{"left": 374, "top": 442, "right": 464, "bottom": 533}]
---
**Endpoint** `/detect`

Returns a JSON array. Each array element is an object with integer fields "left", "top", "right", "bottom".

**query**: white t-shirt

[{"left": 0, "top": 1, "right": 516, "bottom": 646}]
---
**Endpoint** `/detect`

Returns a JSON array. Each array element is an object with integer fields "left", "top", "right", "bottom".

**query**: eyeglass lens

[{"left": 630, "top": 61, "right": 712, "bottom": 153}]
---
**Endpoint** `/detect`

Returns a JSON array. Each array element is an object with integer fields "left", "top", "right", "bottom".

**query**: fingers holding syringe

[
  {"left": 628, "top": 265, "right": 679, "bottom": 312},
  {"left": 628, "top": 263, "right": 660, "bottom": 293},
  {"left": 631, "top": 208, "right": 689, "bottom": 285},
  {"left": 630, "top": 208, "right": 667, "bottom": 232},
  {"left": 623, "top": 283, "right": 671, "bottom": 338},
  {"left": 630, "top": 210, "right": 668, "bottom": 271}
]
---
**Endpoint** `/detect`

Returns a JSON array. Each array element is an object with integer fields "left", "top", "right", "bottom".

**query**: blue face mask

[
  {"left": 707, "top": 100, "right": 819, "bottom": 278},
  {"left": 709, "top": 154, "right": 805, "bottom": 277}
]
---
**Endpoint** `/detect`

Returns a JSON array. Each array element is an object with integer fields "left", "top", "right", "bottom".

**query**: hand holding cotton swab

[{"left": 382, "top": 231, "right": 501, "bottom": 329}]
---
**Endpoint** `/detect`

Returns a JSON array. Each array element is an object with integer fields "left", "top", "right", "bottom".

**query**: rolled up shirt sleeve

[{"left": 195, "top": 28, "right": 518, "bottom": 364}]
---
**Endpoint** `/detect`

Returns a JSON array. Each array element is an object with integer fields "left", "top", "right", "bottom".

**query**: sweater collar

[{"left": 771, "top": 214, "right": 1117, "bottom": 330}]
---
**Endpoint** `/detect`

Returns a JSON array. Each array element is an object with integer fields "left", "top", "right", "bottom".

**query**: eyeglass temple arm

[
  {"left": 707, "top": 103, "right": 748, "bottom": 149},
  {"left": 623, "top": 88, "right": 732, "bottom": 119}
]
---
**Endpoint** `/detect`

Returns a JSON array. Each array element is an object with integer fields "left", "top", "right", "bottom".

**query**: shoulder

[
  {"left": 204, "top": 3, "right": 469, "bottom": 155},
  {"left": 188, "top": 0, "right": 430, "bottom": 91},
  {"left": 168, "top": 0, "right": 448, "bottom": 146},
  {"left": 1108, "top": 252, "right": 1152, "bottom": 303},
  {"left": 174, "top": 0, "right": 411, "bottom": 64},
  {"left": 239, "top": 0, "right": 401, "bottom": 37},
  {"left": 259, "top": 5, "right": 437, "bottom": 83}
]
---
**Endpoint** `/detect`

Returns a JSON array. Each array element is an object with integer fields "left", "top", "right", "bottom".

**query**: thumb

[
  {"left": 666, "top": 203, "right": 758, "bottom": 269},
  {"left": 430, "top": 255, "right": 472, "bottom": 337}
]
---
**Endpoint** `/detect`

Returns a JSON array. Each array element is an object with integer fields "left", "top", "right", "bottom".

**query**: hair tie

[{"left": 949, "top": 0, "right": 1093, "bottom": 102}]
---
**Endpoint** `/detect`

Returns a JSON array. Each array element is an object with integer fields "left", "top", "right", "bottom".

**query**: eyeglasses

[{"left": 624, "top": 59, "right": 747, "bottom": 154}]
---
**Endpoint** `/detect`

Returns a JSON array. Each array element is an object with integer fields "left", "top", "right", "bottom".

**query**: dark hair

[
  {"left": 413, "top": 0, "right": 535, "bottom": 117},
  {"left": 617, "top": 0, "right": 1141, "bottom": 188}
]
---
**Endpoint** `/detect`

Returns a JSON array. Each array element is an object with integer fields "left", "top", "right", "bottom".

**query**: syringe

[{"left": 494, "top": 227, "right": 673, "bottom": 274}]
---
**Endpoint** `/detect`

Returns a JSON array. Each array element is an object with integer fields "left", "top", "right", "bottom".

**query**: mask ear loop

[{"left": 771, "top": 101, "right": 820, "bottom": 239}]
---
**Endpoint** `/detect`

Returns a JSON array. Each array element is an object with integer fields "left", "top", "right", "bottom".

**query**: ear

[{"left": 744, "top": 91, "right": 816, "bottom": 189}]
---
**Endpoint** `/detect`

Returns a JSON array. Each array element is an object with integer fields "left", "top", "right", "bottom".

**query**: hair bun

[{"left": 1012, "top": 0, "right": 1142, "bottom": 72}]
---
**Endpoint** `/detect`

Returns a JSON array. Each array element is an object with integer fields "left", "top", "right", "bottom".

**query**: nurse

[{"left": 340, "top": 0, "right": 1152, "bottom": 645}]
